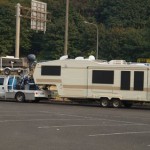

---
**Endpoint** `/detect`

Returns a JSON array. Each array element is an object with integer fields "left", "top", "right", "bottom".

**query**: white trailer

[
  {"left": 33, "top": 56, "right": 150, "bottom": 108},
  {"left": 0, "top": 75, "right": 51, "bottom": 102}
]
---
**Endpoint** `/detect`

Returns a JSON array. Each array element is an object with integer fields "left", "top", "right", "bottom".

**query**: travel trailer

[{"left": 33, "top": 55, "right": 150, "bottom": 108}]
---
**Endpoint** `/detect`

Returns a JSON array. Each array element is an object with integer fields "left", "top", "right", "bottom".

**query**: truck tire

[
  {"left": 100, "top": 98, "right": 110, "bottom": 107},
  {"left": 15, "top": 92, "right": 25, "bottom": 102},
  {"left": 112, "top": 99, "right": 122, "bottom": 108}
]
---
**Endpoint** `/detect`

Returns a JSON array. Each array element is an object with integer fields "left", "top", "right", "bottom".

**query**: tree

[{"left": 0, "top": 0, "right": 150, "bottom": 62}]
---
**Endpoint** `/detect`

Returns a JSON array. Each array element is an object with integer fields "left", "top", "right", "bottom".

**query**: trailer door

[
  {"left": 0, "top": 77, "right": 5, "bottom": 98},
  {"left": 147, "top": 69, "right": 150, "bottom": 101}
]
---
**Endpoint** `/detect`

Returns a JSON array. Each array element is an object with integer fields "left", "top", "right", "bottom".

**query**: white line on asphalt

[
  {"left": 0, "top": 118, "right": 87, "bottom": 123},
  {"left": 85, "top": 113, "right": 150, "bottom": 120},
  {"left": 89, "top": 131, "right": 150, "bottom": 137},
  {"left": 52, "top": 113, "right": 148, "bottom": 125},
  {"left": 0, "top": 111, "right": 147, "bottom": 127},
  {"left": 38, "top": 123, "right": 147, "bottom": 129},
  {"left": 37, "top": 112, "right": 149, "bottom": 126},
  {"left": 26, "top": 111, "right": 149, "bottom": 126}
]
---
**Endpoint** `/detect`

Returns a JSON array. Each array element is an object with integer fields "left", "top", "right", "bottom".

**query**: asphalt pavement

[{"left": 0, "top": 101, "right": 150, "bottom": 150}]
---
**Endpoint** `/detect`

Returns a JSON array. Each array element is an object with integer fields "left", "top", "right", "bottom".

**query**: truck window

[
  {"left": 41, "top": 66, "right": 61, "bottom": 76},
  {"left": 8, "top": 77, "right": 14, "bottom": 90},
  {"left": 0, "top": 78, "right": 4, "bottom": 85},
  {"left": 92, "top": 70, "right": 114, "bottom": 84},
  {"left": 121, "top": 71, "right": 130, "bottom": 90},
  {"left": 134, "top": 71, "right": 144, "bottom": 91}
]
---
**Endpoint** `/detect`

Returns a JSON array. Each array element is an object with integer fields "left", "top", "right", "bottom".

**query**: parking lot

[{"left": 0, "top": 101, "right": 150, "bottom": 150}]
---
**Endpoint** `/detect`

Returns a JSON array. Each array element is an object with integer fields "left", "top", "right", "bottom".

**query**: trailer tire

[
  {"left": 112, "top": 99, "right": 122, "bottom": 108},
  {"left": 15, "top": 92, "right": 25, "bottom": 102},
  {"left": 4, "top": 68, "right": 11, "bottom": 75},
  {"left": 100, "top": 98, "right": 110, "bottom": 107}
]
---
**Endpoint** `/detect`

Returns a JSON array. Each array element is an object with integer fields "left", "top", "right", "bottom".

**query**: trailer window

[
  {"left": 0, "top": 78, "right": 4, "bottom": 85},
  {"left": 121, "top": 71, "right": 130, "bottom": 90},
  {"left": 134, "top": 71, "right": 144, "bottom": 91},
  {"left": 41, "top": 66, "right": 61, "bottom": 76},
  {"left": 92, "top": 70, "right": 114, "bottom": 84}
]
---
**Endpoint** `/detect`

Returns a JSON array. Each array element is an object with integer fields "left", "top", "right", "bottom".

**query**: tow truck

[
  {"left": 0, "top": 74, "right": 51, "bottom": 102},
  {"left": 0, "top": 55, "right": 51, "bottom": 102}
]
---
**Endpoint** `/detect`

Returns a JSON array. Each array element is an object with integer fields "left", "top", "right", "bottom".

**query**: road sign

[{"left": 31, "top": 0, "right": 47, "bottom": 32}]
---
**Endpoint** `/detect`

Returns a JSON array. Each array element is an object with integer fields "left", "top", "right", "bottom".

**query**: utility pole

[
  {"left": 64, "top": 0, "right": 69, "bottom": 55},
  {"left": 15, "top": 3, "right": 21, "bottom": 58}
]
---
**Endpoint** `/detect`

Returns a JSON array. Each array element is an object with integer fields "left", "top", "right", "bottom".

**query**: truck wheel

[
  {"left": 123, "top": 101, "right": 133, "bottom": 108},
  {"left": 15, "top": 92, "right": 25, "bottom": 102},
  {"left": 100, "top": 98, "right": 109, "bottom": 107},
  {"left": 112, "top": 99, "right": 122, "bottom": 108}
]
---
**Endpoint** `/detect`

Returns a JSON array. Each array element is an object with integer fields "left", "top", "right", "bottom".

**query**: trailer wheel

[
  {"left": 100, "top": 98, "right": 110, "bottom": 107},
  {"left": 112, "top": 99, "right": 122, "bottom": 108},
  {"left": 15, "top": 92, "right": 25, "bottom": 102},
  {"left": 4, "top": 68, "right": 11, "bottom": 75}
]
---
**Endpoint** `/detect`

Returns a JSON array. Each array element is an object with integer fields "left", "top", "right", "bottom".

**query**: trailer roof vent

[
  {"left": 109, "top": 60, "right": 127, "bottom": 65},
  {"left": 88, "top": 55, "right": 95, "bottom": 61},
  {"left": 60, "top": 55, "right": 68, "bottom": 60}
]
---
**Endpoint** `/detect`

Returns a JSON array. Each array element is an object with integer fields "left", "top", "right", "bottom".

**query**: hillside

[{"left": 0, "top": 0, "right": 150, "bottom": 61}]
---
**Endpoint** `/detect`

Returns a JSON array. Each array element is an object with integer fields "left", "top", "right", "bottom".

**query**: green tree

[{"left": 0, "top": 4, "right": 15, "bottom": 56}]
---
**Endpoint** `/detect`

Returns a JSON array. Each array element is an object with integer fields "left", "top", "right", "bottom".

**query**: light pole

[{"left": 84, "top": 21, "right": 99, "bottom": 59}]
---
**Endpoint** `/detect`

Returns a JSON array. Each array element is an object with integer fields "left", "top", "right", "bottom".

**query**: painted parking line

[
  {"left": 38, "top": 123, "right": 148, "bottom": 129},
  {"left": 34, "top": 111, "right": 150, "bottom": 126},
  {"left": 0, "top": 118, "right": 87, "bottom": 123},
  {"left": 89, "top": 131, "right": 150, "bottom": 137},
  {"left": 0, "top": 110, "right": 148, "bottom": 128},
  {"left": 46, "top": 113, "right": 148, "bottom": 125}
]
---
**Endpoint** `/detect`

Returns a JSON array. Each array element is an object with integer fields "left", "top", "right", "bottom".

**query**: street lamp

[{"left": 84, "top": 21, "right": 99, "bottom": 59}]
